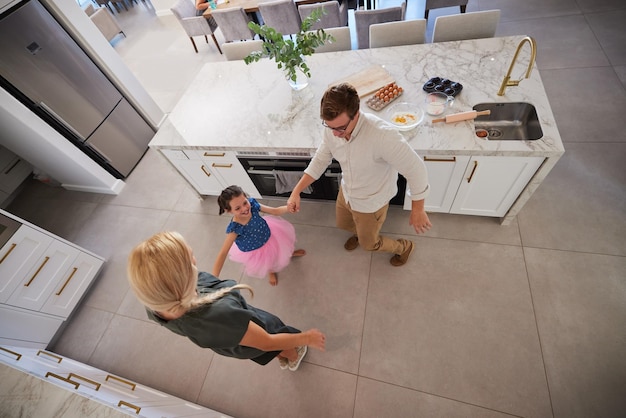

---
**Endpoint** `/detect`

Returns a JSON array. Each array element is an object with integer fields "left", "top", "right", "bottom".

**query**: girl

[
  {"left": 214, "top": 185, "right": 305, "bottom": 286},
  {"left": 127, "top": 231, "right": 325, "bottom": 370}
]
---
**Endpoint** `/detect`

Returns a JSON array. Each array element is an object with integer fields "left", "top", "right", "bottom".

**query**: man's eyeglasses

[{"left": 322, "top": 117, "right": 353, "bottom": 133}]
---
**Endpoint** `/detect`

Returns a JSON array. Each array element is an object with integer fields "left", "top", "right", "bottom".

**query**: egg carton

[{"left": 366, "top": 82, "right": 404, "bottom": 111}]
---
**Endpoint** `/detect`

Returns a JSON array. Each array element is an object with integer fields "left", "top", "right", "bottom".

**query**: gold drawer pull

[
  {"left": 45, "top": 372, "right": 79, "bottom": 389},
  {"left": 106, "top": 375, "right": 136, "bottom": 390},
  {"left": 37, "top": 350, "right": 63, "bottom": 363},
  {"left": 68, "top": 373, "right": 101, "bottom": 391},
  {"left": 0, "top": 243, "right": 17, "bottom": 264},
  {"left": 56, "top": 267, "right": 78, "bottom": 296},
  {"left": 467, "top": 160, "right": 478, "bottom": 183},
  {"left": 424, "top": 156, "right": 456, "bottom": 163},
  {"left": 203, "top": 152, "right": 225, "bottom": 157},
  {"left": 212, "top": 163, "right": 232, "bottom": 168},
  {"left": 200, "top": 165, "right": 212, "bottom": 177},
  {"left": 0, "top": 346, "right": 22, "bottom": 360},
  {"left": 25, "top": 256, "right": 50, "bottom": 286},
  {"left": 118, "top": 400, "right": 141, "bottom": 414}
]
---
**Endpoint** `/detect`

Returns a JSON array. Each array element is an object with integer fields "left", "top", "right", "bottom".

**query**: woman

[{"left": 127, "top": 231, "right": 325, "bottom": 371}]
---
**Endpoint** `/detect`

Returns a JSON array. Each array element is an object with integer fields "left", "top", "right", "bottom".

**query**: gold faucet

[{"left": 497, "top": 36, "right": 537, "bottom": 96}]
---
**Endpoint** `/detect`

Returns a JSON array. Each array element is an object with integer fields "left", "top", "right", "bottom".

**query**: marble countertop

[{"left": 150, "top": 36, "right": 564, "bottom": 158}]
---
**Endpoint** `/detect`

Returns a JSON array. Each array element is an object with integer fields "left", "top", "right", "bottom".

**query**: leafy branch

[{"left": 244, "top": 9, "right": 335, "bottom": 83}]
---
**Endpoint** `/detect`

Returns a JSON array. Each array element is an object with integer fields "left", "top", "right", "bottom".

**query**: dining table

[{"left": 202, "top": 0, "right": 330, "bottom": 18}]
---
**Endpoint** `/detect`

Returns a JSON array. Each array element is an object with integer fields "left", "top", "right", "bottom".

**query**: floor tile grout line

[{"left": 520, "top": 245, "right": 556, "bottom": 418}]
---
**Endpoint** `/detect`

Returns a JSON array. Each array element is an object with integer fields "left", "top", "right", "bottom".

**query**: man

[{"left": 287, "top": 83, "right": 431, "bottom": 266}]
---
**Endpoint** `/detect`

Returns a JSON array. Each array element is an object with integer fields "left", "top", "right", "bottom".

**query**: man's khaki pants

[{"left": 335, "top": 188, "right": 409, "bottom": 255}]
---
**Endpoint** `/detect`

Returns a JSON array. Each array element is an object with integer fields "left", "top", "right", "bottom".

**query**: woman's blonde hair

[{"left": 127, "top": 231, "right": 252, "bottom": 315}]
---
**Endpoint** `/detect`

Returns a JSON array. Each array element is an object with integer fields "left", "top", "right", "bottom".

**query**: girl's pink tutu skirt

[{"left": 228, "top": 215, "right": 296, "bottom": 279}]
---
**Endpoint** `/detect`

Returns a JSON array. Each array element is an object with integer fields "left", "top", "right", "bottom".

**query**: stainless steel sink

[{"left": 472, "top": 102, "right": 543, "bottom": 140}]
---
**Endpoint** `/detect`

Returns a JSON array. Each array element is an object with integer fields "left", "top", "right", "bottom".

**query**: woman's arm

[
  {"left": 259, "top": 203, "right": 289, "bottom": 216},
  {"left": 212, "top": 233, "right": 237, "bottom": 277},
  {"left": 240, "top": 321, "right": 326, "bottom": 352}
]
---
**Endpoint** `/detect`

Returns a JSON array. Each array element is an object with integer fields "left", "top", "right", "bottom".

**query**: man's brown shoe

[
  {"left": 390, "top": 239, "right": 414, "bottom": 266},
  {"left": 344, "top": 235, "right": 359, "bottom": 251}
]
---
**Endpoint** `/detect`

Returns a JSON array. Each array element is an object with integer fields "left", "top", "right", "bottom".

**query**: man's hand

[{"left": 409, "top": 199, "right": 432, "bottom": 234}]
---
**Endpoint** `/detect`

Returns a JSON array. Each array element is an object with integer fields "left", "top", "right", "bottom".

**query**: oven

[
  {"left": 237, "top": 153, "right": 342, "bottom": 201},
  {"left": 236, "top": 152, "right": 407, "bottom": 205}
]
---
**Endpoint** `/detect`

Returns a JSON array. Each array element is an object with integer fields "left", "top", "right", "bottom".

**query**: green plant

[{"left": 244, "top": 9, "right": 334, "bottom": 83}]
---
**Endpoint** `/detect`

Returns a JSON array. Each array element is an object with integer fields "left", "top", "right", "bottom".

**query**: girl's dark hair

[
  {"left": 217, "top": 185, "right": 246, "bottom": 215},
  {"left": 320, "top": 83, "right": 360, "bottom": 121}
]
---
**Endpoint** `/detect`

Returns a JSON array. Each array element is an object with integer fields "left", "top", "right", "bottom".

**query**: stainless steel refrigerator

[{"left": 0, "top": 0, "right": 154, "bottom": 178}]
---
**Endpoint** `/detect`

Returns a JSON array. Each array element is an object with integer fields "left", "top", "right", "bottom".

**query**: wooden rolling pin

[{"left": 432, "top": 110, "right": 491, "bottom": 123}]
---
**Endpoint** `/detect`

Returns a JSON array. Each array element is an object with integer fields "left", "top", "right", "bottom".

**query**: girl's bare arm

[
  {"left": 239, "top": 321, "right": 326, "bottom": 352},
  {"left": 212, "top": 233, "right": 237, "bottom": 277}
]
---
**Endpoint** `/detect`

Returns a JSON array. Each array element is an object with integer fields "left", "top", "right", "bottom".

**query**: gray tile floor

[{"left": 6, "top": 0, "right": 626, "bottom": 417}]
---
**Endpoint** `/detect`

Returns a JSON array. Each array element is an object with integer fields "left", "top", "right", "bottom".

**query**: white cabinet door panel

[
  {"left": 0, "top": 226, "right": 53, "bottom": 303},
  {"left": 41, "top": 252, "right": 103, "bottom": 317},
  {"left": 451, "top": 156, "right": 544, "bottom": 217},
  {"left": 6, "top": 240, "right": 79, "bottom": 311},
  {"left": 405, "top": 155, "right": 470, "bottom": 212}
]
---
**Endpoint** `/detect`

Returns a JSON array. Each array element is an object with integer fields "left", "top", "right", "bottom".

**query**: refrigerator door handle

[{"left": 37, "top": 101, "right": 86, "bottom": 141}]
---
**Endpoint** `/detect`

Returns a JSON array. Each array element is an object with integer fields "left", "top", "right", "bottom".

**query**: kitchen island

[{"left": 150, "top": 36, "right": 564, "bottom": 224}]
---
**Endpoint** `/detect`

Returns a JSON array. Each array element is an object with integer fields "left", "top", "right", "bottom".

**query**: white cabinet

[
  {"left": 404, "top": 155, "right": 470, "bottom": 213},
  {"left": 161, "top": 149, "right": 261, "bottom": 198},
  {"left": 0, "top": 346, "right": 232, "bottom": 417},
  {"left": 0, "top": 211, "right": 104, "bottom": 348},
  {"left": 450, "top": 156, "right": 544, "bottom": 217},
  {"left": 0, "top": 145, "right": 33, "bottom": 207},
  {"left": 403, "top": 155, "right": 544, "bottom": 218}
]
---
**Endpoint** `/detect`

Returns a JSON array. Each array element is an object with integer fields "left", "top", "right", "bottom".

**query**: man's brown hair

[{"left": 320, "top": 83, "right": 360, "bottom": 121}]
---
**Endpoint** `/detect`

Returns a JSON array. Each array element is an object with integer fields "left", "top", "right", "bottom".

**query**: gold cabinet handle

[
  {"left": 200, "top": 165, "right": 212, "bottom": 177},
  {"left": 68, "top": 373, "right": 101, "bottom": 391},
  {"left": 24, "top": 256, "right": 50, "bottom": 286},
  {"left": 467, "top": 160, "right": 478, "bottom": 183},
  {"left": 212, "top": 163, "right": 232, "bottom": 168},
  {"left": 424, "top": 156, "right": 456, "bottom": 163},
  {"left": 0, "top": 243, "right": 17, "bottom": 264},
  {"left": 56, "top": 267, "right": 77, "bottom": 296},
  {"left": 37, "top": 350, "right": 63, "bottom": 363},
  {"left": 45, "top": 372, "right": 79, "bottom": 389},
  {"left": 118, "top": 400, "right": 141, "bottom": 414},
  {"left": 203, "top": 152, "right": 225, "bottom": 157},
  {"left": 0, "top": 346, "right": 22, "bottom": 360},
  {"left": 106, "top": 375, "right": 136, "bottom": 390}
]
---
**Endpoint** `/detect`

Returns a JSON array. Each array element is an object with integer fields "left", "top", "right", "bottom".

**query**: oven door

[{"left": 238, "top": 157, "right": 341, "bottom": 201}]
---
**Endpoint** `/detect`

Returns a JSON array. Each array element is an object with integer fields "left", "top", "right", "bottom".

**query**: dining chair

[
  {"left": 369, "top": 18, "right": 426, "bottom": 48},
  {"left": 311, "top": 26, "right": 351, "bottom": 53},
  {"left": 432, "top": 9, "right": 500, "bottom": 43},
  {"left": 258, "top": 0, "right": 302, "bottom": 36},
  {"left": 212, "top": 7, "right": 256, "bottom": 43},
  {"left": 424, "top": 0, "right": 468, "bottom": 19},
  {"left": 354, "top": 2, "right": 406, "bottom": 49},
  {"left": 222, "top": 40, "right": 265, "bottom": 60},
  {"left": 297, "top": 1, "right": 348, "bottom": 30},
  {"left": 170, "top": 0, "right": 222, "bottom": 54}
]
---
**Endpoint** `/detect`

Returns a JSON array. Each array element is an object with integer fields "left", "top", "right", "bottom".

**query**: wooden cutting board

[{"left": 328, "top": 65, "right": 395, "bottom": 98}]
